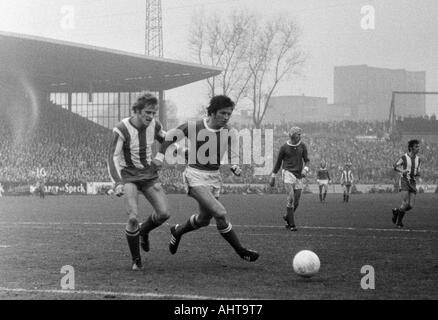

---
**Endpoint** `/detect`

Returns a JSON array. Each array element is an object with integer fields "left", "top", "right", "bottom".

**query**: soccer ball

[{"left": 293, "top": 250, "right": 320, "bottom": 278}]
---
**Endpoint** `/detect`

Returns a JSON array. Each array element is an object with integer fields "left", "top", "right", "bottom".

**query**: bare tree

[
  {"left": 247, "top": 15, "right": 306, "bottom": 128},
  {"left": 189, "top": 11, "right": 305, "bottom": 128},
  {"left": 189, "top": 9, "right": 254, "bottom": 104}
]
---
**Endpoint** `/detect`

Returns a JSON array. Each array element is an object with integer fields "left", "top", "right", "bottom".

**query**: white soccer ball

[{"left": 293, "top": 250, "right": 320, "bottom": 278}]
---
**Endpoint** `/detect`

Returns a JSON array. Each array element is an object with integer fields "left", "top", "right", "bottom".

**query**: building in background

[
  {"left": 333, "top": 65, "right": 426, "bottom": 121},
  {"left": 264, "top": 95, "right": 328, "bottom": 124}
]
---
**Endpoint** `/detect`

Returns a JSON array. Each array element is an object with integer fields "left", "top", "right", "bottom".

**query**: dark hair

[
  {"left": 206, "top": 95, "right": 235, "bottom": 116},
  {"left": 132, "top": 92, "right": 158, "bottom": 113},
  {"left": 408, "top": 139, "right": 420, "bottom": 151}
]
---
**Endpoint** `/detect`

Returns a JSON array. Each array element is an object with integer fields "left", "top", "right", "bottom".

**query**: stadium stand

[{"left": 1, "top": 103, "right": 437, "bottom": 193}]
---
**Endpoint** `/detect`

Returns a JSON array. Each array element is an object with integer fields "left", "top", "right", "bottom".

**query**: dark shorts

[
  {"left": 121, "top": 167, "right": 159, "bottom": 182},
  {"left": 400, "top": 177, "right": 417, "bottom": 194},
  {"left": 128, "top": 178, "right": 159, "bottom": 192}
]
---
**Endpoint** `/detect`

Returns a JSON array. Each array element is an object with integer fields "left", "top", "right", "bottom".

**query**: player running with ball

[{"left": 155, "top": 95, "right": 259, "bottom": 262}]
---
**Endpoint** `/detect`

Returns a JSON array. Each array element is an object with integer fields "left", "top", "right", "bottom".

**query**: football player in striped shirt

[
  {"left": 155, "top": 95, "right": 259, "bottom": 262},
  {"left": 392, "top": 139, "right": 421, "bottom": 228},
  {"left": 316, "top": 161, "right": 331, "bottom": 202},
  {"left": 340, "top": 162, "right": 354, "bottom": 203},
  {"left": 107, "top": 93, "right": 170, "bottom": 271},
  {"left": 270, "top": 127, "right": 310, "bottom": 231}
]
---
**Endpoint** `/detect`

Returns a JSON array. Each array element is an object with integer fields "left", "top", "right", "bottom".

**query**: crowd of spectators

[
  {"left": 0, "top": 102, "right": 110, "bottom": 184},
  {"left": 1, "top": 102, "right": 438, "bottom": 192}
]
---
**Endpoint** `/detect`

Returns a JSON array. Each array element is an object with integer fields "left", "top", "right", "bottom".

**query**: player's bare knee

[
  {"left": 213, "top": 208, "right": 227, "bottom": 220},
  {"left": 154, "top": 211, "right": 170, "bottom": 224},
  {"left": 127, "top": 216, "right": 139, "bottom": 229}
]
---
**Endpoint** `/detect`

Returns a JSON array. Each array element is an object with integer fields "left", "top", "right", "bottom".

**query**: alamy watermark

[
  {"left": 163, "top": 122, "right": 274, "bottom": 176},
  {"left": 360, "top": 265, "right": 375, "bottom": 290},
  {"left": 60, "top": 265, "right": 75, "bottom": 290},
  {"left": 60, "top": 5, "right": 75, "bottom": 30},
  {"left": 360, "top": 5, "right": 375, "bottom": 30}
]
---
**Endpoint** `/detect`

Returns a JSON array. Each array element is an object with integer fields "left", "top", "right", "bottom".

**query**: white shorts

[
  {"left": 317, "top": 179, "right": 329, "bottom": 186},
  {"left": 183, "top": 166, "right": 222, "bottom": 198},
  {"left": 282, "top": 170, "right": 304, "bottom": 190}
]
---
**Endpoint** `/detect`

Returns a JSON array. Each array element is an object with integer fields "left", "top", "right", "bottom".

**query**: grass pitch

[{"left": 0, "top": 193, "right": 437, "bottom": 300}]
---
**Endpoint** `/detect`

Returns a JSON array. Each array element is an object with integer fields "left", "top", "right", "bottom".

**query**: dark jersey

[
  {"left": 160, "top": 119, "right": 233, "bottom": 171},
  {"left": 273, "top": 141, "right": 309, "bottom": 179},
  {"left": 317, "top": 168, "right": 330, "bottom": 180}
]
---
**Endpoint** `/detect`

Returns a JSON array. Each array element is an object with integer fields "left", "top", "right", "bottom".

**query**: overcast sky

[{"left": 1, "top": 0, "right": 437, "bottom": 117}]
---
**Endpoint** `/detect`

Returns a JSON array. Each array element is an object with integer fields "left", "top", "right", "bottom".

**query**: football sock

[
  {"left": 176, "top": 214, "right": 200, "bottom": 237},
  {"left": 218, "top": 223, "right": 244, "bottom": 254},
  {"left": 139, "top": 215, "right": 161, "bottom": 235},
  {"left": 397, "top": 210, "right": 406, "bottom": 225},
  {"left": 346, "top": 195, "right": 349, "bottom": 202},
  {"left": 125, "top": 227, "right": 140, "bottom": 261},
  {"left": 323, "top": 191, "right": 327, "bottom": 200},
  {"left": 319, "top": 193, "right": 322, "bottom": 202},
  {"left": 286, "top": 207, "right": 295, "bottom": 226}
]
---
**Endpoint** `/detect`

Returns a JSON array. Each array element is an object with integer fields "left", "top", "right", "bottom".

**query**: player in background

[
  {"left": 107, "top": 93, "right": 170, "bottom": 270},
  {"left": 35, "top": 167, "right": 46, "bottom": 199},
  {"left": 316, "top": 160, "right": 331, "bottom": 202},
  {"left": 340, "top": 162, "right": 354, "bottom": 203},
  {"left": 392, "top": 139, "right": 421, "bottom": 228},
  {"left": 155, "top": 95, "right": 259, "bottom": 262},
  {"left": 270, "top": 127, "right": 310, "bottom": 231},
  {"left": 0, "top": 183, "right": 4, "bottom": 197}
]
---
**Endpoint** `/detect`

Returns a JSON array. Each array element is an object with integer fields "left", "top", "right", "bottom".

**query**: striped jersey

[
  {"left": 394, "top": 153, "right": 421, "bottom": 181},
  {"left": 108, "top": 117, "right": 165, "bottom": 184},
  {"left": 340, "top": 170, "right": 354, "bottom": 185}
]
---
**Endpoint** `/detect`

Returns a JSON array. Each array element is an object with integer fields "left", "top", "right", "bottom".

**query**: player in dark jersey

[
  {"left": 155, "top": 95, "right": 259, "bottom": 262},
  {"left": 107, "top": 93, "right": 170, "bottom": 271},
  {"left": 269, "top": 127, "right": 310, "bottom": 231},
  {"left": 340, "top": 162, "right": 354, "bottom": 203},
  {"left": 316, "top": 160, "right": 331, "bottom": 202},
  {"left": 392, "top": 139, "right": 421, "bottom": 228}
]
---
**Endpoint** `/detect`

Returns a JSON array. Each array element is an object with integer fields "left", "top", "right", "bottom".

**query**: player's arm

[
  {"left": 155, "top": 122, "right": 188, "bottom": 166},
  {"left": 107, "top": 130, "right": 125, "bottom": 196},
  {"left": 154, "top": 119, "right": 166, "bottom": 144},
  {"left": 270, "top": 146, "right": 285, "bottom": 186},
  {"left": 227, "top": 130, "right": 242, "bottom": 176},
  {"left": 393, "top": 157, "right": 409, "bottom": 175},
  {"left": 301, "top": 143, "right": 310, "bottom": 176},
  {"left": 416, "top": 158, "right": 422, "bottom": 177}
]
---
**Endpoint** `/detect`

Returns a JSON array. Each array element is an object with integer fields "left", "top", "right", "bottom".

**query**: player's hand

[
  {"left": 269, "top": 176, "right": 275, "bottom": 187},
  {"left": 151, "top": 158, "right": 163, "bottom": 171},
  {"left": 152, "top": 152, "right": 165, "bottom": 171},
  {"left": 230, "top": 164, "right": 242, "bottom": 176},
  {"left": 301, "top": 166, "right": 309, "bottom": 177},
  {"left": 114, "top": 184, "right": 124, "bottom": 197}
]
